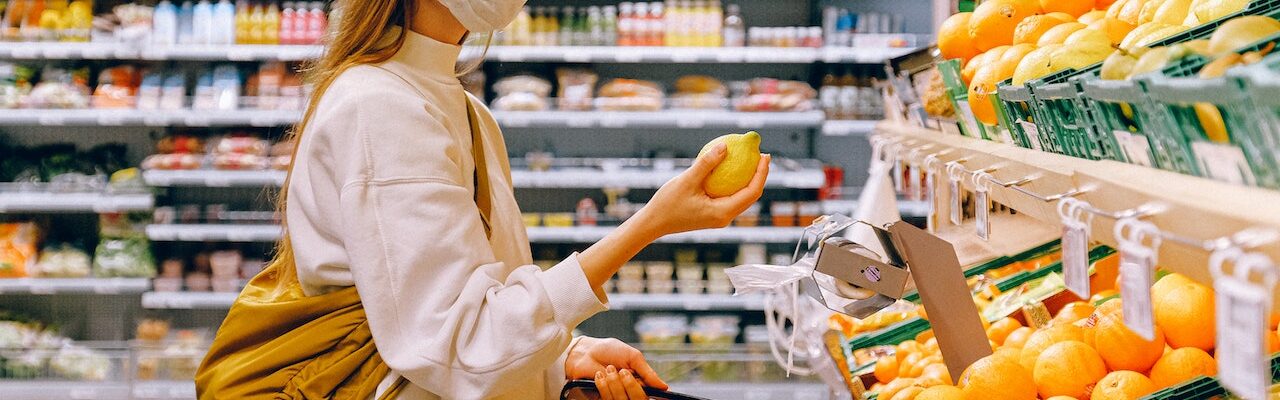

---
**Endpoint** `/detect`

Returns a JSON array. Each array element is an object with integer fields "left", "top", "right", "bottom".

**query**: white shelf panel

[
  {"left": 143, "top": 168, "right": 825, "bottom": 189},
  {"left": 0, "top": 42, "right": 913, "bottom": 65},
  {"left": 527, "top": 226, "right": 806, "bottom": 244},
  {"left": 492, "top": 110, "right": 825, "bottom": 129},
  {"left": 0, "top": 191, "right": 153, "bottom": 213},
  {"left": 0, "top": 381, "right": 133, "bottom": 400},
  {"left": 0, "top": 278, "right": 150, "bottom": 295},
  {"left": 820, "top": 120, "right": 878, "bottom": 136},
  {"left": 141, "top": 291, "right": 238, "bottom": 309},
  {"left": 143, "top": 169, "right": 286, "bottom": 187},
  {"left": 609, "top": 293, "right": 763, "bottom": 311},
  {"left": 146, "top": 224, "right": 282, "bottom": 242},
  {"left": 131, "top": 381, "right": 197, "bottom": 400},
  {"left": 0, "top": 109, "right": 302, "bottom": 127}
]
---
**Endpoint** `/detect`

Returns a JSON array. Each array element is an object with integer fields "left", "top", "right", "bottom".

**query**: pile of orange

[{"left": 865, "top": 272, "right": 1280, "bottom": 400}]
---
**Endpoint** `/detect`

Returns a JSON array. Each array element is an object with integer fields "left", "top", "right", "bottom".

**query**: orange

[
  {"left": 997, "top": 43, "right": 1038, "bottom": 74},
  {"left": 1089, "top": 17, "right": 1136, "bottom": 45},
  {"left": 1095, "top": 303, "right": 1166, "bottom": 372},
  {"left": 1149, "top": 347, "right": 1217, "bottom": 388},
  {"left": 900, "top": 352, "right": 924, "bottom": 377},
  {"left": 968, "top": 62, "right": 1016, "bottom": 125},
  {"left": 1152, "top": 273, "right": 1216, "bottom": 351},
  {"left": 1003, "top": 326, "right": 1035, "bottom": 348},
  {"left": 1091, "top": 371, "right": 1157, "bottom": 400},
  {"left": 958, "top": 353, "right": 1038, "bottom": 400},
  {"left": 940, "top": 12, "right": 982, "bottom": 62},
  {"left": 890, "top": 386, "right": 925, "bottom": 400},
  {"left": 1033, "top": 341, "right": 1108, "bottom": 399},
  {"left": 879, "top": 378, "right": 920, "bottom": 400},
  {"left": 1019, "top": 324, "right": 1088, "bottom": 371},
  {"left": 920, "top": 363, "right": 953, "bottom": 386},
  {"left": 1014, "top": 14, "right": 1074, "bottom": 44},
  {"left": 1047, "top": 397, "right": 1080, "bottom": 400},
  {"left": 1041, "top": 0, "right": 1093, "bottom": 17},
  {"left": 1117, "top": 0, "right": 1145, "bottom": 25},
  {"left": 1096, "top": 0, "right": 1120, "bottom": 9},
  {"left": 1038, "top": 22, "right": 1089, "bottom": 46},
  {"left": 1053, "top": 301, "right": 1097, "bottom": 326},
  {"left": 987, "top": 317, "right": 1025, "bottom": 345},
  {"left": 875, "top": 355, "right": 900, "bottom": 383},
  {"left": 969, "top": 0, "right": 1043, "bottom": 51},
  {"left": 962, "top": 47, "right": 1007, "bottom": 84},
  {"left": 924, "top": 337, "right": 940, "bottom": 354},
  {"left": 897, "top": 340, "right": 923, "bottom": 361},
  {"left": 916, "top": 385, "right": 964, "bottom": 400},
  {"left": 909, "top": 354, "right": 943, "bottom": 378},
  {"left": 917, "top": 329, "right": 936, "bottom": 343},
  {"left": 994, "top": 346, "right": 1023, "bottom": 361}
]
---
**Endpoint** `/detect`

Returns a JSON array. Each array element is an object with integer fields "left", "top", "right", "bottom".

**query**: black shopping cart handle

[{"left": 560, "top": 380, "right": 711, "bottom": 400}]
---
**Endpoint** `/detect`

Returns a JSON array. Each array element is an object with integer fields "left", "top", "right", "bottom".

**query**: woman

[{"left": 196, "top": 0, "right": 769, "bottom": 399}]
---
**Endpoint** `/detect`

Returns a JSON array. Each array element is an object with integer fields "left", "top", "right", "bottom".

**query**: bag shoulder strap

[{"left": 465, "top": 96, "right": 494, "bottom": 238}]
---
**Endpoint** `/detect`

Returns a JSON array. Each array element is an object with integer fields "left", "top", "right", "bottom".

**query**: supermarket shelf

[
  {"left": 673, "top": 382, "right": 830, "bottom": 400},
  {"left": 0, "top": 41, "right": 913, "bottom": 65},
  {"left": 528, "top": 226, "right": 806, "bottom": 244},
  {"left": 880, "top": 122, "right": 1280, "bottom": 306},
  {"left": 609, "top": 293, "right": 764, "bottom": 311},
  {"left": 141, "top": 291, "right": 238, "bottom": 309},
  {"left": 820, "top": 119, "right": 878, "bottom": 136},
  {"left": 0, "top": 278, "right": 150, "bottom": 295},
  {"left": 146, "top": 224, "right": 282, "bottom": 242},
  {"left": 0, "top": 109, "right": 301, "bottom": 127},
  {"left": 131, "top": 381, "right": 197, "bottom": 400},
  {"left": 0, "top": 191, "right": 153, "bottom": 213},
  {"left": 143, "top": 168, "right": 825, "bottom": 189},
  {"left": 491, "top": 110, "right": 825, "bottom": 129},
  {"left": 144, "top": 224, "right": 805, "bottom": 244},
  {"left": 0, "top": 108, "right": 825, "bottom": 129},
  {"left": 0, "top": 381, "right": 133, "bottom": 400}
]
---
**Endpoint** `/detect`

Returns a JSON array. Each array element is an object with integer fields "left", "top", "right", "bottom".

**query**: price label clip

[
  {"left": 1115, "top": 217, "right": 1162, "bottom": 341},
  {"left": 970, "top": 168, "right": 999, "bottom": 241},
  {"left": 1058, "top": 197, "right": 1095, "bottom": 299},
  {"left": 1208, "top": 230, "right": 1280, "bottom": 400},
  {"left": 945, "top": 159, "right": 970, "bottom": 227}
]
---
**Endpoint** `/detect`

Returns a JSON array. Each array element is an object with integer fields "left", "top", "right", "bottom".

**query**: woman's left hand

[{"left": 566, "top": 337, "right": 668, "bottom": 398}]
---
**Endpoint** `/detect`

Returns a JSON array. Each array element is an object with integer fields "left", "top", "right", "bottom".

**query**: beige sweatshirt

[{"left": 286, "top": 28, "right": 608, "bottom": 399}]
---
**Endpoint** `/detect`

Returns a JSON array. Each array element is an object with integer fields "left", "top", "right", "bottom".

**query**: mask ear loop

[{"left": 455, "top": 30, "right": 493, "bottom": 76}]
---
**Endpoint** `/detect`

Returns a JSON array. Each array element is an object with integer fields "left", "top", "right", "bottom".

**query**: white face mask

[{"left": 438, "top": 0, "right": 527, "bottom": 33}]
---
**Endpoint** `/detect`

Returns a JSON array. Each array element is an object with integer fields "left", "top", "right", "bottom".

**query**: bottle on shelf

[
  {"left": 664, "top": 0, "right": 680, "bottom": 46},
  {"left": 510, "top": 6, "right": 532, "bottom": 46},
  {"left": 247, "top": 1, "right": 264, "bottom": 44},
  {"left": 648, "top": 2, "right": 664, "bottom": 46},
  {"left": 545, "top": 6, "right": 560, "bottom": 45},
  {"left": 279, "top": 1, "right": 294, "bottom": 45},
  {"left": 178, "top": 0, "right": 195, "bottom": 44},
  {"left": 213, "top": 0, "right": 236, "bottom": 45},
  {"left": 617, "top": 2, "right": 633, "bottom": 46},
  {"left": 192, "top": 0, "right": 214, "bottom": 44},
  {"left": 575, "top": 7, "right": 588, "bottom": 45},
  {"left": 631, "top": 2, "right": 646, "bottom": 46},
  {"left": 837, "top": 68, "right": 857, "bottom": 120},
  {"left": 305, "top": 1, "right": 325, "bottom": 44},
  {"left": 153, "top": 0, "right": 178, "bottom": 45},
  {"left": 586, "top": 6, "right": 603, "bottom": 46},
  {"left": 558, "top": 6, "right": 574, "bottom": 46},
  {"left": 708, "top": 0, "right": 723, "bottom": 47},
  {"left": 601, "top": 5, "right": 618, "bottom": 46},
  {"left": 235, "top": 0, "right": 250, "bottom": 43},
  {"left": 263, "top": 1, "right": 279, "bottom": 45},
  {"left": 819, "top": 68, "right": 839, "bottom": 119}
]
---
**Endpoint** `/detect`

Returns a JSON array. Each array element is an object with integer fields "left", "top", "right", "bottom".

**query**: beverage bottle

[
  {"left": 558, "top": 6, "right": 573, "bottom": 46},
  {"left": 3, "top": 0, "right": 25, "bottom": 39},
  {"left": 279, "top": 2, "right": 294, "bottom": 44},
  {"left": 263, "top": 1, "right": 279, "bottom": 45},
  {"left": 178, "top": 1, "right": 194, "bottom": 44},
  {"left": 819, "top": 68, "right": 838, "bottom": 118},
  {"left": 193, "top": 0, "right": 213, "bottom": 44},
  {"left": 246, "top": 1, "right": 263, "bottom": 44},
  {"left": 708, "top": 0, "right": 722, "bottom": 47},
  {"left": 586, "top": 6, "right": 602, "bottom": 46},
  {"left": 153, "top": 0, "right": 178, "bottom": 45},
  {"left": 601, "top": 5, "right": 617, "bottom": 46},
  {"left": 692, "top": 0, "right": 707, "bottom": 46},
  {"left": 574, "top": 8, "right": 588, "bottom": 46},
  {"left": 835, "top": 9, "right": 851, "bottom": 47},
  {"left": 546, "top": 6, "right": 560, "bottom": 45},
  {"left": 648, "top": 2, "right": 663, "bottom": 46},
  {"left": 838, "top": 69, "right": 857, "bottom": 120},
  {"left": 821, "top": 6, "right": 836, "bottom": 47},
  {"left": 630, "top": 2, "right": 645, "bottom": 46},
  {"left": 722, "top": 3, "right": 743, "bottom": 47},
  {"left": 305, "top": 2, "right": 325, "bottom": 45},
  {"left": 529, "top": 7, "right": 542, "bottom": 45},
  {"left": 235, "top": 0, "right": 250, "bottom": 43},
  {"left": 213, "top": 0, "right": 235, "bottom": 44},
  {"left": 513, "top": 6, "right": 531, "bottom": 45},
  {"left": 663, "top": 0, "right": 677, "bottom": 46},
  {"left": 20, "top": 0, "right": 43, "bottom": 40},
  {"left": 617, "top": 2, "right": 632, "bottom": 46}
]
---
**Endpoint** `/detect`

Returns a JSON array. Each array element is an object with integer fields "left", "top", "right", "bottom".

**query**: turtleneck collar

[{"left": 381, "top": 26, "right": 462, "bottom": 84}]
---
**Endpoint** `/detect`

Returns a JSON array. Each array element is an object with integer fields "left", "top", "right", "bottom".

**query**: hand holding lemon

[{"left": 637, "top": 131, "right": 770, "bottom": 236}]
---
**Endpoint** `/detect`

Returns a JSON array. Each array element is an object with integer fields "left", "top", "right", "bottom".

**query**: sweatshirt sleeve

[{"left": 311, "top": 69, "right": 607, "bottom": 398}]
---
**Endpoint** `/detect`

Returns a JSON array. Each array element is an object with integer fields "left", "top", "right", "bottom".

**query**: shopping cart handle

[{"left": 560, "top": 380, "right": 711, "bottom": 400}]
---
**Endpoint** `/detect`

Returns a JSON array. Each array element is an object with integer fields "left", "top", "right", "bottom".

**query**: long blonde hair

[{"left": 268, "top": 0, "right": 415, "bottom": 290}]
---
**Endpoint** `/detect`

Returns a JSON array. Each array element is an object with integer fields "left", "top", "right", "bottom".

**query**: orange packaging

[{"left": 0, "top": 222, "right": 39, "bottom": 278}]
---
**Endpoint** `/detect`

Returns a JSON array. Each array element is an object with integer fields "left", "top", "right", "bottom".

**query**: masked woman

[{"left": 195, "top": 0, "right": 769, "bottom": 399}]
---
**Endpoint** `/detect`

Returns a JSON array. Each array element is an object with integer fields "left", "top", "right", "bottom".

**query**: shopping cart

[{"left": 560, "top": 380, "right": 709, "bottom": 400}]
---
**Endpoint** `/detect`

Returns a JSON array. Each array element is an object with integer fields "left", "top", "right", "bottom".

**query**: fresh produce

[
  {"left": 1033, "top": 341, "right": 1108, "bottom": 398},
  {"left": 969, "top": 0, "right": 1044, "bottom": 51},
  {"left": 1015, "top": 14, "right": 1074, "bottom": 44},
  {"left": 1206, "top": 15, "right": 1280, "bottom": 56},
  {"left": 940, "top": 13, "right": 981, "bottom": 61},
  {"left": 1038, "top": 22, "right": 1089, "bottom": 46},
  {"left": 698, "top": 131, "right": 762, "bottom": 197},
  {"left": 1148, "top": 347, "right": 1217, "bottom": 387},
  {"left": 1092, "top": 370, "right": 1158, "bottom": 400}
]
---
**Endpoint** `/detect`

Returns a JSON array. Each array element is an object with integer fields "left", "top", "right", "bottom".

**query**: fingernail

[
  {"left": 621, "top": 369, "right": 632, "bottom": 378},
  {"left": 596, "top": 371, "right": 604, "bottom": 380},
  {"left": 715, "top": 143, "right": 727, "bottom": 155},
  {"left": 606, "top": 365, "right": 617, "bottom": 374}
]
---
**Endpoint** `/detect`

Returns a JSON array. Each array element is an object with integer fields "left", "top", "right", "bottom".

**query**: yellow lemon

[
  {"left": 1038, "top": 22, "right": 1089, "bottom": 45},
  {"left": 699, "top": 131, "right": 762, "bottom": 197}
]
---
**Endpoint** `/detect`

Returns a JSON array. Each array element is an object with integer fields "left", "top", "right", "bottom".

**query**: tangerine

[
  {"left": 959, "top": 353, "right": 1038, "bottom": 400},
  {"left": 1152, "top": 273, "right": 1215, "bottom": 351},
  {"left": 940, "top": 12, "right": 982, "bottom": 61},
  {"left": 1041, "top": 0, "right": 1093, "bottom": 17},
  {"left": 969, "top": 0, "right": 1042, "bottom": 51},
  {"left": 1091, "top": 371, "right": 1157, "bottom": 400},
  {"left": 1019, "top": 324, "right": 1088, "bottom": 372},
  {"left": 1014, "top": 14, "right": 1074, "bottom": 44},
  {"left": 1095, "top": 303, "right": 1166, "bottom": 372},
  {"left": 1033, "top": 341, "right": 1108, "bottom": 399},
  {"left": 987, "top": 317, "right": 1025, "bottom": 345},
  {"left": 916, "top": 385, "right": 964, "bottom": 400},
  {"left": 1148, "top": 347, "right": 1217, "bottom": 388},
  {"left": 875, "top": 355, "right": 900, "bottom": 383},
  {"left": 1003, "top": 326, "right": 1035, "bottom": 348}
]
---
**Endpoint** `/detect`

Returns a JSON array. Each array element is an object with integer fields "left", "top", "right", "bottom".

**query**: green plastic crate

[
  {"left": 997, "top": 80, "right": 1054, "bottom": 151},
  {"left": 1030, "top": 66, "right": 1119, "bottom": 160},
  {"left": 1146, "top": 0, "right": 1280, "bottom": 49},
  {"left": 902, "top": 239, "right": 1062, "bottom": 303},
  {"left": 938, "top": 58, "right": 991, "bottom": 140},
  {"left": 1233, "top": 60, "right": 1280, "bottom": 188},
  {"left": 1081, "top": 78, "right": 1201, "bottom": 175},
  {"left": 1139, "top": 352, "right": 1280, "bottom": 399}
]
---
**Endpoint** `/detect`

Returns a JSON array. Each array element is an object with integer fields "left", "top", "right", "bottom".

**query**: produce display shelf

[
  {"left": 0, "top": 41, "right": 915, "bottom": 65},
  {"left": 0, "top": 278, "right": 151, "bottom": 295},
  {"left": 0, "top": 109, "right": 828, "bottom": 129},
  {"left": 819, "top": 120, "right": 879, "bottom": 136},
  {"left": 144, "top": 224, "right": 807, "bottom": 244},
  {"left": 142, "top": 168, "right": 826, "bottom": 189},
  {"left": 491, "top": 110, "right": 826, "bottom": 129},
  {"left": 141, "top": 291, "right": 764, "bottom": 311},
  {"left": 0, "top": 191, "right": 154, "bottom": 213}
]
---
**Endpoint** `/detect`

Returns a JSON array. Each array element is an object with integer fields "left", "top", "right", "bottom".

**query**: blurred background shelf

[
  {"left": 140, "top": 291, "right": 764, "bottom": 311},
  {"left": 142, "top": 167, "right": 826, "bottom": 189},
  {"left": 0, "top": 278, "right": 150, "bottom": 295},
  {"left": 820, "top": 120, "right": 878, "bottom": 136},
  {"left": 0, "top": 381, "right": 134, "bottom": 400},
  {"left": 0, "top": 109, "right": 302, "bottom": 127},
  {"left": 0, "top": 191, "right": 154, "bottom": 213},
  {"left": 143, "top": 224, "right": 807, "bottom": 244}
]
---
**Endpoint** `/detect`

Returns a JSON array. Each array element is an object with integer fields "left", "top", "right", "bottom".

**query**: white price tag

[
  {"left": 1019, "top": 120, "right": 1043, "bottom": 151},
  {"left": 227, "top": 48, "right": 256, "bottom": 61},
  {"left": 714, "top": 51, "right": 742, "bottom": 63},
  {"left": 1210, "top": 250, "right": 1276, "bottom": 400},
  {"left": 204, "top": 174, "right": 232, "bottom": 187},
  {"left": 563, "top": 52, "right": 591, "bottom": 63},
  {"left": 93, "top": 282, "right": 121, "bottom": 295},
  {"left": 683, "top": 297, "right": 711, "bottom": 311},
  {"left": 955, "top": 100, "right": 982, "bottom": 138},
  {"left": 1116, "top": 218, "right": 1159, "bottom": 340},
  {"left": 892, "top": 159, "right": 904, "bottom": 194},
  {"left": 1113, "top": 131, "right": 1154, "bottom": 167},
  {"left": 676, "top": 118, "right": 706, "bottom": 129},
  {"left": 908, "top": 162, "right": 922, "bottom": 201},
  {"left": 1058, "top": 198, "right": 1093, "bottom": 299},
  {"left": 226, "top": 230, "right": 257, "bottom": 242},
  {"left": 184, "top": 116, "right": 212, "bottom": 127},
  {"left": 975, "top": 189, "right": 990, "bottom": 240},
  {"left": 97, "top": 114, "right": 126, "bottom": 126},
  {"left": 614, "top": 52, "right": 642, "bottom": 63},
  {"left": 947, "top": 163, "right": 964, "bottom": 226},
  {"left": 1192, "top": 141, "right": 1256, "bottom": 186},
  {"left": 143, "top": 115, "right": 169, "bottom": 126},
  {"left": 925, "top": 168, "right": 938, "bottom": 233}
]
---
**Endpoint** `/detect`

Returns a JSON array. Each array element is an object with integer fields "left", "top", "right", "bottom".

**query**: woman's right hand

[{"left": 635, "top": 142, "right": 771, "bottom": 237}]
